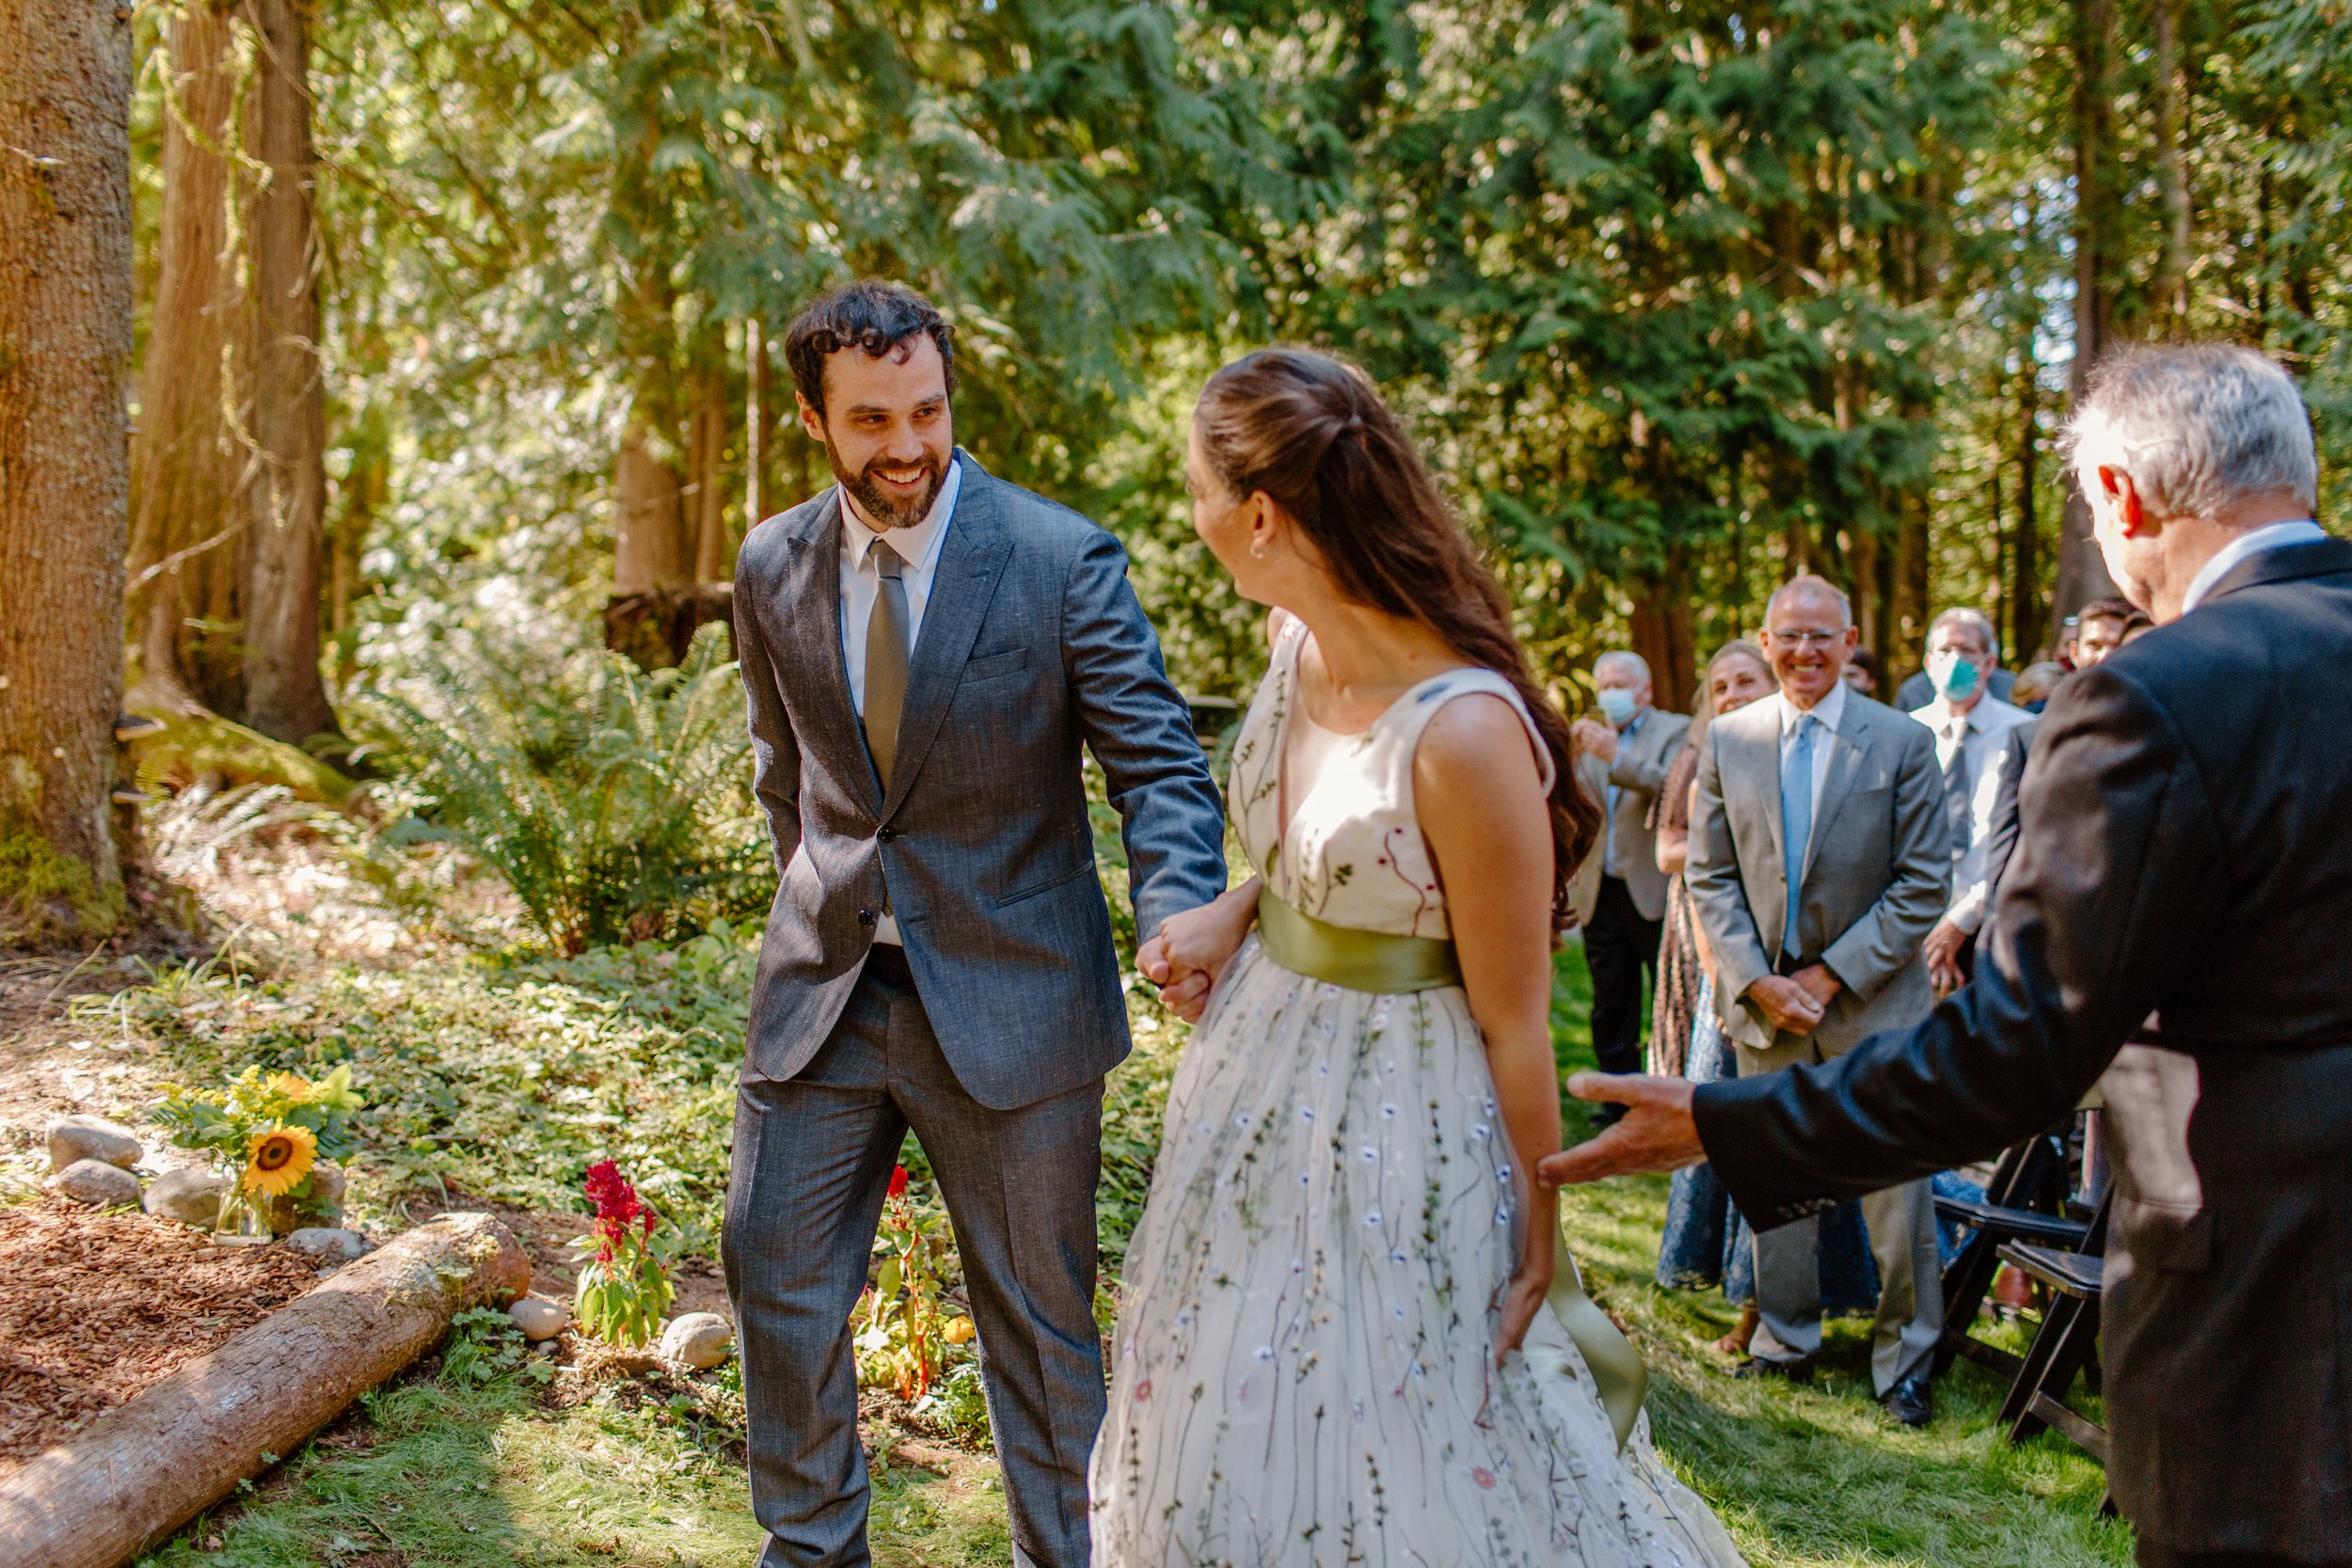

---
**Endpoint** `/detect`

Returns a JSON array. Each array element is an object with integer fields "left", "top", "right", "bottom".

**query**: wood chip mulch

[{"left": 0, "top": 1197, "right": 326, "bottom": 1473}]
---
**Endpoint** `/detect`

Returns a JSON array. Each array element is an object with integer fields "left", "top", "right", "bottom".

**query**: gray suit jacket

[
  {"left": 732, "top": 451, "right": 1227, "bottom": 1109},
  {"left": 1686, "top": 692, "right": 1948, "bottom": 1059},
  {"left": 1577, "top": 707, "right": 1690, "bottom": 921}
]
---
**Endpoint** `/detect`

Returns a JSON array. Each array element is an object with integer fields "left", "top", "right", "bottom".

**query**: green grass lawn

[{"left": 119, "top": 936, "right": 2131, "bottom": 1567}]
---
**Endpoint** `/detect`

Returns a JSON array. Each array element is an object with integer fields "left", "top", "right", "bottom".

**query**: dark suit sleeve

[
  {"left": 733, "top": 558, "right": 802, "bottom": 876},
  {"left": 1979, "top": 719, "right": 2038, "bottom": 898},
  {"left": 1818, "top": 718, "right": 1950, "bottom": 1001},
  {"left": 1060, "top": 529, "right": 1229, "bottom": 942},
  {"left": 1693, "top": 668, "right": 2222, "bottom": 1226}
]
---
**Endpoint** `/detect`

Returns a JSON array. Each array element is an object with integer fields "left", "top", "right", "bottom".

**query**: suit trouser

[
  {"left": 723, "top": 945, "right": 1104, "bottom": 1568},
  {"left": 1583, "top": 874, "right": 1664, "bottom": 1077},
  {"left": 1737, "top": 1032, "right": 1945, "bottom": 1396}
]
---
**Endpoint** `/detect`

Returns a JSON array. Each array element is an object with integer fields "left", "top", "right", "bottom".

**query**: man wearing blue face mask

[
  {"left": 1571, "top": 652, "right": 1692, "bottom": 1112},
  {"left": 1907, "top": 609, "right": 2032, "bottom": 994}
]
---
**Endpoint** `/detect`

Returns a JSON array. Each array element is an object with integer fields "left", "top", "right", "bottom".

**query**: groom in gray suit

[
  {"left": 1685, "top": 575, "right": 1950, "bottom": 1424},
  {"left": 723, "top": 281, "right": 1227, "bottom": 1568}
]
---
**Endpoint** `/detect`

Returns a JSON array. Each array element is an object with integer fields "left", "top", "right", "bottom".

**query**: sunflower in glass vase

[{"left": 154, "top": 1065, "right": 365, "bottom": 1244}]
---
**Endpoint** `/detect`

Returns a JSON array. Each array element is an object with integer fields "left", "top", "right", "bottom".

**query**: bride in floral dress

[{"left": 1088, "top": 349, "right": 1745, "bottom": 1568}]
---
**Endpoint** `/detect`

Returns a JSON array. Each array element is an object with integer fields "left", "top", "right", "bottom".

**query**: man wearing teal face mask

[
  {"left": 1571, "top": 652, "right": 1692, "bottom": 1110},
  {"left": 1907, "top": 609, "right": 2031, "bottom": 993}
]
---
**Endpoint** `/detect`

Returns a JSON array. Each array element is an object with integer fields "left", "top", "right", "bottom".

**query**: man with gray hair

[
  {"left": 1908, "top": 606, "right": 2031, "bottom": 993},
  {"left": 1570, "top": 650, "right": 1690, "bottom": 1100},
  {"left": 1549, "top": 343, "right": 2352, "bottom": 1564},
  {"left": 1680, "top": 575, "right": 1950, "bottom": 1423}
]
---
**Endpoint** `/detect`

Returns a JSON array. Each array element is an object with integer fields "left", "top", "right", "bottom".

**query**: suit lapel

[
  {"left": 773, "top": 490, "right": 881, "bottom": 814},
  {"left": 1741, "top": 710, "right": 1783, "bottom": 871},
  {"left": 1804, "top": 704, "right": 1873, "bottom": 883},
  {"left": 879, "top": 453, "right": 1013, "bottom": 820}
]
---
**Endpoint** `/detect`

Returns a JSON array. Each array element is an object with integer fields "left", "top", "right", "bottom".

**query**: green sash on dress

[{"left": 1251, "top": 882, "right": 1650, "bottom": 1449}]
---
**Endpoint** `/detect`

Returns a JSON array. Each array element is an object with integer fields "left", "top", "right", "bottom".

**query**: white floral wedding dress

[{"left": 1089, "top": 619, "right": 1745, "bottom": 1568}]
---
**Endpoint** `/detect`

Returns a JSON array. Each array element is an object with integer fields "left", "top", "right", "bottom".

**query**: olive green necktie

[{"left": 864, "top": 539, "right": 910, "bottom": 788}]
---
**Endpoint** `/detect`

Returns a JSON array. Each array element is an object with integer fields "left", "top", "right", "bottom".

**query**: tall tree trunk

[
  {"left": 127, "top": 0, "right": 244, "bottom": 719},
  {"left": 2049, "top": 0, "right": 2122, "bottom": 643},
  {"left": 612, "top": 408, "right": 687, "bottom": 597},
  {"left": 2009, "top": 349, "right": 2042, "bottom": 659},
  {"left": 2152, "top": 0, "right": 2190, "bottom": 336},
  {"left": 237, "top": 0, "right": 335, "bottom": 744},
  {"left": 0, "top": 0, "right": 135, "bottom": 935},
  {"left": 688, "top": 360, "right": 732, "bottom": 583},
  {"left": 1628, "top": 551, "right": 1695, "bottom": 715},
  {"left": 127, "top": 0, "right": 332, "bottom": 741}
]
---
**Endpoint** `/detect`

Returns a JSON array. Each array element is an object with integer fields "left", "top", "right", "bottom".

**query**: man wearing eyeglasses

[{"left": 1679, "top": 574, "right": 1952, "bottom": 1425}]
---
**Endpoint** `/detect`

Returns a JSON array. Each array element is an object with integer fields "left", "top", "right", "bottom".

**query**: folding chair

[
  {"left": 1995, "top": 1189, "right": 2114, "bottom": 1481},
  {"left": 1931, "top": 1128, "right": 2088, "bottom": 1379}
]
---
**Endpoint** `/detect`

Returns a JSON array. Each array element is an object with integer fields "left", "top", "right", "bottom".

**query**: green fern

[{"left": 359, "top": 625, "right": 771, "bottom": 954}]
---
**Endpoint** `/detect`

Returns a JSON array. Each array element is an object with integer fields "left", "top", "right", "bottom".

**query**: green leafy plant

[
  {"left": 358, "top": 624, "right": 771, "bottom": 955},
  {"left": 571, "top": 1160, "right": 675, "bottom": 1349}
]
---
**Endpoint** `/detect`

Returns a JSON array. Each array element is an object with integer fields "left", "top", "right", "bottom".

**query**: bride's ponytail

[{"left": 1196, "top": 348, "right": 1601, "bottom": 924}]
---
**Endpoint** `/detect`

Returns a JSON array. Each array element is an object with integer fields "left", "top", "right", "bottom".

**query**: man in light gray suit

[
  {"left": 1570, "top": 652, "right": 1691, "bottom": 1102},
  {"left": 1685, "top": 575, "right": 1949, "bottom": 1425},
  {"left": 724, "top": 281, "right": 1227, "bottom": 1568}
]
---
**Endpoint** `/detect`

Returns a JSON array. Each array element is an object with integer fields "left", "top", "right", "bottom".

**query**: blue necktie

[{"left": 1781, "top": 713, "right": 1818, "bottom": 960}]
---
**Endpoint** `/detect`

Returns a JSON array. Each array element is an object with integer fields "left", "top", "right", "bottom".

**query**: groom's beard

[{"left": 830, "top": 445, "right": 948, "bottom": 532}]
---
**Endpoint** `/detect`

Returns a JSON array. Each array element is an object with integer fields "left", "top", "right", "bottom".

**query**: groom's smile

[{"left": 796, "top": 330, "right": 956, "bottom": 531}]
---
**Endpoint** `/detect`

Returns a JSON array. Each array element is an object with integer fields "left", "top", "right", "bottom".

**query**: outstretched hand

[{"left": 1535, "top": 1072, "right": 1706, "bottom": 1188}]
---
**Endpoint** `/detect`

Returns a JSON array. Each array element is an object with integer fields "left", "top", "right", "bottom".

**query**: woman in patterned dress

[{"left": 1088, "top": 348, "right": 1746, "bottom": 1568}]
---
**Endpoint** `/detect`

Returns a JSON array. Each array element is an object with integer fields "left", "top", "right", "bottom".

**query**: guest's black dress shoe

[
  {"left": 1881, "top": 1372, "right": 1933, "bottom": 1427},
  {"left": 1732, "top": 1355, "right": 1813, "bottom": 1384}
]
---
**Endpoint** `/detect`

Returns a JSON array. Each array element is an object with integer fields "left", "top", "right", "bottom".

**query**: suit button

[
  {"left": 856, "top": 907, "right": 877, "bottom": 927},
  {"left": 877, "top": 826, "right": 897, "bottom": 843}
]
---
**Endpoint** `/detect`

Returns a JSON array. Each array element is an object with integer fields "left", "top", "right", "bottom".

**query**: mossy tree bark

[
  {"left": 126, "top": 0, "right": 337, "bottom": 746},
  {"left": 0, "top": 0, "right": 135, "bottom": 935}
]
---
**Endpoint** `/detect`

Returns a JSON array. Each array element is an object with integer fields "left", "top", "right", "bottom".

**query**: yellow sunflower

[
  {"left": 243, "top": 1122, "right": 318, "bottom": 1197},
  {"left": 265, "top": 1071, "right": 316, "bottom": 1106}
]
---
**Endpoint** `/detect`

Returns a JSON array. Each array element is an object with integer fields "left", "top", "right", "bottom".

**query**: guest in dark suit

[{"left": 1546, "top": 342, "right": 2352, "bottom": 1568}]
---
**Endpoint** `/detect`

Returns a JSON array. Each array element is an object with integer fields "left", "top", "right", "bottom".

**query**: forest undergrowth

[{"left": 51, "top": 834, "right": 2135, "bottom": 1568}]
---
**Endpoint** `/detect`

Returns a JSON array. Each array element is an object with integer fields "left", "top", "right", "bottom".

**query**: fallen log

[{"left": 0, "top": 1212, "right": 529, "bottom": 1568}]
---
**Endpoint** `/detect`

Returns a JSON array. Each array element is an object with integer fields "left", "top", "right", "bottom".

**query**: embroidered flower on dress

[
  {"left": 1364, "top": 1209, "right": 1383, "bottom": 1226},
  {"left": 1472, "top": 1466, "right": 1497, "bottom": 1490},
  {"left": 1135, "top": 1378, "right": 1152, "bottom": 1403}
]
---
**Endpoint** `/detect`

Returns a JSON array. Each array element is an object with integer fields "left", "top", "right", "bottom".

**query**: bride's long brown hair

[{"left": 1196, "top": 347, "right": 1601, "bottom": 921}]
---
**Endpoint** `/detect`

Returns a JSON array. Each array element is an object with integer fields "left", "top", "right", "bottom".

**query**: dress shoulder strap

[{"left": 1388, "top": 668, "right": 1558, "bottom": 794}]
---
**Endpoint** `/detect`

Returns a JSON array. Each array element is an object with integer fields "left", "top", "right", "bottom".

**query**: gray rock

[
  {"left": 145, "top": 1166, "right": 228, "bottom": 1227},
  {"left": 261, "top": 1161, "right": 345, "bottom": 1233},
  {"left": 285, "top": 1227, "right": 373, "bottom": 1260},
  {"left": 660, "top": 1311, "right": 734, "bottom": 1370},
  {"left": 508, "top": 1297, "right": 569, "bottom": 1341},
  {"left": 48, "top": 1158, "right": 142, "bottom": 1208},
  {"left": 47, "top": 1115, "right": 143, "bottom": 1173}
]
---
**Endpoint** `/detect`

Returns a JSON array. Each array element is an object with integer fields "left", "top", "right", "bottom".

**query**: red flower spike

[{"left": 887, "top": 1164, "right": 910, "bottom": 1201}]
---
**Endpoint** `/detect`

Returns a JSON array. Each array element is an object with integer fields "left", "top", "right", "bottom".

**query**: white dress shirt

[
  {"left": 1910, "top": 692, "right": 2033, "bottom": 933},
  {"left": 2179, "top": 518, "right": 2326, "bottom": 614},
  {"left": 1773, "top": 678, "right": 1848, "bottom": 850},
  {"left": 836, "top": 458, "right": 961, "bottom": 942}
]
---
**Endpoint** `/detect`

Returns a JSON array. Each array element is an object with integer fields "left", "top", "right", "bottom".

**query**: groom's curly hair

[
  {"left": 1195, "top": 347, "right": 1602, "bottom": 927},
  {"left": 785, "top": 280, "right": 958, "bottom": 420}
]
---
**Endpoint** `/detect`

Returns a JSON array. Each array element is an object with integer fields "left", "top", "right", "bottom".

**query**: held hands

[
  {"left": 1570, "top": 718, "right": 1620, "bottom": 765},
  {"left": 1137, "top": 880, "right": 1260, "bottom": 1023},
  {"left": 1534, "top": 1074, "right": 1706, "bottom": 1188},
  {"left": 1922, "top": 918, "right": 1969, "bottom": 997},
  {"left": 1498, "top": 1193, "right": 1555, "bottom": 1365}
]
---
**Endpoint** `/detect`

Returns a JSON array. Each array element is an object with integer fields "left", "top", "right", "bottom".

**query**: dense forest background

[
  {"left": 103, "top": 0, "right": 2352, "bottom": 714},
  {"left": 8, "top": 0, "right": 2352, "bottom": 931}
]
